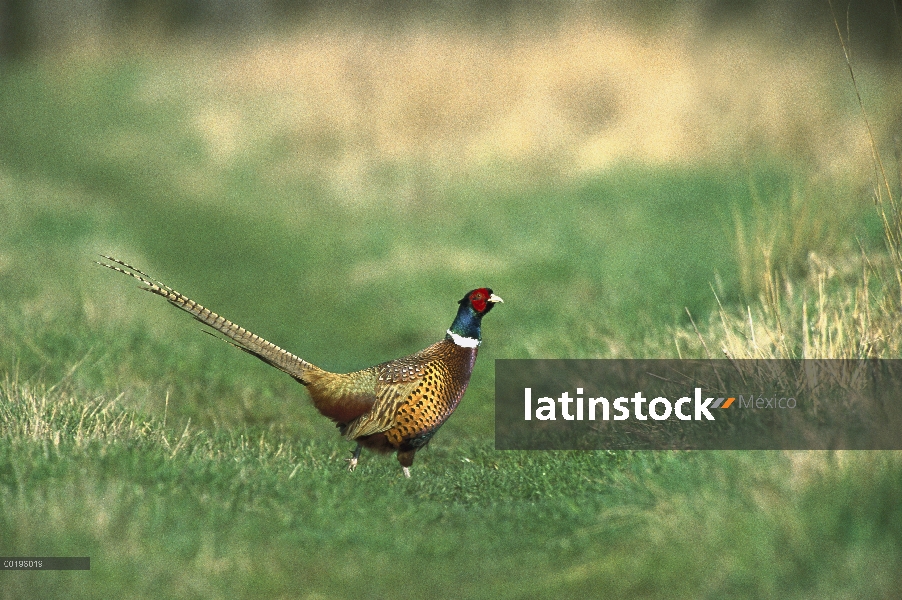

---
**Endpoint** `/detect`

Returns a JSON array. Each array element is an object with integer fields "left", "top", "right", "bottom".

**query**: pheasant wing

[{"left": 341, "top": 375, "right": 422, "bottom": 439}]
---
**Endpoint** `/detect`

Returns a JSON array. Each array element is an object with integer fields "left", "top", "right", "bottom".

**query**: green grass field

[{"left": 1, "top": 23, "right": 901, "bottom": 599}]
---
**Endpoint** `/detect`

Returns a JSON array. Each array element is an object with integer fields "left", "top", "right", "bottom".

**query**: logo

[
  {"left": 523, "top": 387, "right": 736, "bottom": 421},
  {"left": 521, "top": 388, "right": 795, "bottom": 422}
]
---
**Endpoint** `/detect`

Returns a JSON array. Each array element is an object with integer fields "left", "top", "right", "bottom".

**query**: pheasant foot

[{"left": 346, "top": 444, "right": 362, "bottom": 472}]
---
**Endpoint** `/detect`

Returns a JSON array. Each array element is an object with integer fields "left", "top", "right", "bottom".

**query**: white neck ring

[{"left": 447, "top": 330, "right": 481, "bottom": 348}]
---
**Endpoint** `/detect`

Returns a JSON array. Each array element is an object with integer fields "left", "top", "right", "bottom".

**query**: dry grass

[
  {"left": 669, "top": 7, "right": 902, "bottom": 364},
  {"left": 676, "top": 177, "right": 902, "bottom": 362},
  {"left": 672, "top": 249, "right": 902, "bottom": 360},
  {"left": 89, "top": 15, "right": 897, "bottom": 201}
]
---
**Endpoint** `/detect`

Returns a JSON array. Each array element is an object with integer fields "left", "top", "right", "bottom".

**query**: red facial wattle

[{"left": 469, "top": 288, "right": 490, "bottom": 313}]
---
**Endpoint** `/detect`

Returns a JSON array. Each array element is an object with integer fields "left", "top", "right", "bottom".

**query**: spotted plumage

[{"left": 97, "top": 256, "right": 501, "bottom": 477}]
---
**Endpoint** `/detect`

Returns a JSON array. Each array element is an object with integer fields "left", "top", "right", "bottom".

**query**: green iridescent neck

[{"left": 447, "top": 303, "right": 483, "bottom": 341}]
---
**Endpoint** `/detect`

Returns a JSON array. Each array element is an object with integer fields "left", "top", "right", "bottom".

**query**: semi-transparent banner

[{"left": 495, "top": 359, "right": 902, "bottom": 449}]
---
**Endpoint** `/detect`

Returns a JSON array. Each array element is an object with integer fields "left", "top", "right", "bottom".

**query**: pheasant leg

[{"left": 346, "top": 443, "right": 362, "bottom": 472}]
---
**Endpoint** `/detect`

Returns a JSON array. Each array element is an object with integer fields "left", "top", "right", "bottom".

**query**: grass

[
  {"left": 3, "top": 383, "right": 901, "bottom": 598},
  {"left": 1, "top": 18, "right": 901, "bottom": 599}
]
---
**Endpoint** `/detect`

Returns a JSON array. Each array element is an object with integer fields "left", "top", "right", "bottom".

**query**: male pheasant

[{"left": 97, "top": 256, "right": 501, "bottom": 477}]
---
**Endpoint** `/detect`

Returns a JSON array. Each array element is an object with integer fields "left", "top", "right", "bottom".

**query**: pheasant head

[{"left": 446, "top": 288, "right": 503, "bottom": 347}]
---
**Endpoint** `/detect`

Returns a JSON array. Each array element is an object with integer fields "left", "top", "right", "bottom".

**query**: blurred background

[
  {"left": 1, "top": 0, "right": 900, "bottom": 418},
  {"left": 2, "top": 2, "right": 902, "bottom": 598}
]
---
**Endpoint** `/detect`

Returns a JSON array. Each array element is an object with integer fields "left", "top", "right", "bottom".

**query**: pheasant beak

[{"left": 488, "top": 293, "right": 504, "bottom": 304}]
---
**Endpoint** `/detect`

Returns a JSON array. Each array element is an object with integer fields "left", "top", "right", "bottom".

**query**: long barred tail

[{"left": 96, "top": 255, "right": 320, "bottom": 385}]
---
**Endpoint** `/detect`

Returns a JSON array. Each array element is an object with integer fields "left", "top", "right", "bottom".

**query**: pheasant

[{"left": 97, "top": 256, "right": 501, "bottom": 477}]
